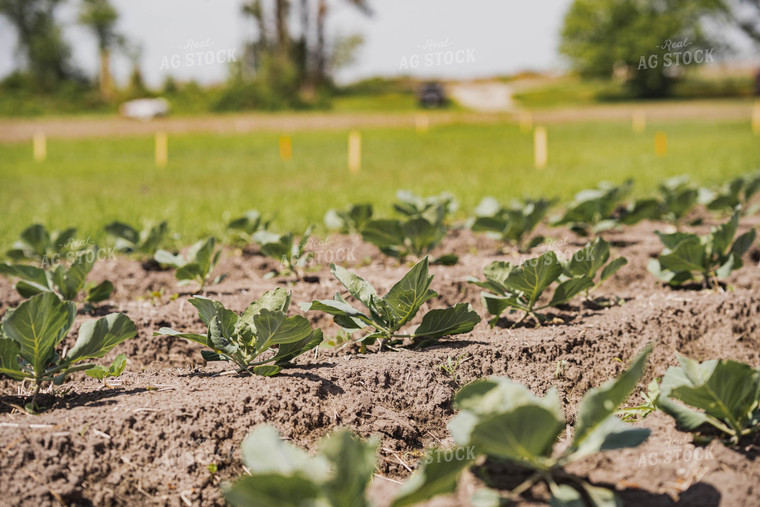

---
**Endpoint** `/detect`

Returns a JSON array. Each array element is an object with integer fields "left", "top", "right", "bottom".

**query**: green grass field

[{"left": 1, "top": 117, "right": 758, "bottom": 247}]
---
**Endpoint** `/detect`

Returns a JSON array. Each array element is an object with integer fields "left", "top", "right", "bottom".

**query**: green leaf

[
  {"left": 252, "top": 365, "right": 282, "bottom": 377},
  {"left": 86, "top": 281, "right": 114, "bottom": 304},
  {"left": 104, "top": 221, "right": 139, "bottom": 244},
  {"left": 154, "top": 249, "right": 186, "bottom": 267},
  {"left": 320, "top": 430, "right": 379, "bottom": 507},
  {"left": 253, "top": 309, "right": 314, "bottom": 353},
  {"left": 659, "top": 356, "right": 760, "bottom": 439},
  {"left": 0, "top": 264, "right": 50, "bottom": 290},
  {"left": 20, "top": 224, "right": 50, "bottom": 258},
  {"left": 600, "top": 257, "right": 628, "bottom": 282},
  {"left": 402, "top": 217, "right": 445, "bottom": 257},
  {"left": 362, "top": 219, "right": 406, "bottom": 252},
  {"left": 273, "top": 330, "right": 323, "bottom": 365},
  {"left": 66, "top": 313, "right": 137, "bottom": 363},
  {"left": 470, "top": 488, "right": 502, "bottom": 507},
  {"left": 549, "top": 276, "right": 594, "bottom": 307},
  {"left": 549, "top": 484, "right": 585, "bottom": 507},
  {"left": 391, "top": 448, "right": 474, "bottom": 507},
  {"left": 382, "top": 256, "right": 437, "bottom": 328},
  {"left": 86, "top": 353, "right": 127, "bottom": 381},
  {"left": 0, "top": 338, "right": 27, "bottom": 380},
  {"left": 240, "top": 425, "right": 327, "bottom": 481},
  {"left": 224, "top": 474, "right": 322, "bottom": 507},
  {"left": 710, "top": 211, "right": 739, "bottom": 257},
  {"left": 503, "top": 251, "right": 562, "bottom": 307},
  {"left": 154, "top": 328, "right": 208, "bottom": 346},
  {"left": 330, "top": 264, "right": 378, "bottom": 309},
  {"left": 240, "top": 288, "right": 292, "bottom": 331},
  {"left": 1, "top": 292, "right": 76, "bottom": 377},
  {"left": 412, "top": 303, "right": 480, "bottom": 339},
  {"left": 564, "top": 238, "right": 610, "bottom": 279},
  {"left": 568, "top": 344, "right": 652, "bottom": 458}
]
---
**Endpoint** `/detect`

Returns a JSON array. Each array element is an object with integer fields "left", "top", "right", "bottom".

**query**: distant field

[{"left": 0, "top": 117, "right": 758, "bottom": 247}]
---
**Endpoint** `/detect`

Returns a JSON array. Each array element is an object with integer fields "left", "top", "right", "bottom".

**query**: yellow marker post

[
  {"left": 633, "top": 110, "right": 646, "bottom": 133},
  {"left": 415, "top": 114, "right": 429, "bottom": 134},
  {"left": 33, "top": 132, "right": 46, "bottom": 162},
  {"left": 155, "top": 131, "right": 168, "bottom": 167},
  {"left": 520, "top": 111, "right": 533, "bottom": 133},
  {"left": 534, "top": 126, "right": 548, "bottom": 170},
  {"left": 348, "top": 130, "right": 361, "bottom": 173},
  {"left": 279, "top": 135, "right": 292, "bottom": 161},
  {"left": 753, "top": 101, "right": 760, "bottom": 135},
  {"left": 655, "top": 132, "right": 667, "bottom": 157}
]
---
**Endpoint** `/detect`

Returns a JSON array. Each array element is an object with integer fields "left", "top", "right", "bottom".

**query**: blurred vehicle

[
  {"left": 119, "top": 98, "right": 170, "bottom": 121},
  {"left": 418, "top": 82, "right": 446, "bottom": 108}
]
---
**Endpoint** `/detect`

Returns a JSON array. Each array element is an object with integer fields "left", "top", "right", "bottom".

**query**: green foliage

[
  {"left": 324, "top": 203, "right": 373, "bottom": 234},
  {"left": 154, "top": 237, "right": 225, "bottom": 290},
  {"left": 224, "top": 425, "right": 378, "bottom": 507},
  {"left": 302, "top": 257, "right": 480, "bottom": 350},
  {"left": 226, "top": 209, "right": 272, "bottom": 244},
  {"left": 648, "top": 211, "right": 756, "bottom": 288},
  {"left": 560, "top": 0, "right": 718, "bottom": 97},
  {"left": 0, "top": 246, "right": 113, "bottom": 304},
  {"left": 253, "top": 227, "right": 314, "bottom": 279},
  {"left": 469, "top": 240, "right": 626, "bottom": 327},
  {"left": 85, "top": 353, "right": 126, "bottom": 382},
  {"left": 623, "top": 175, "right": 699, "bottom": 226},
  {"left": 393, "top": 190, "right": 458, "bottom": 223},
  {"left": 155, "top": 288, "right": 322, "bottom": 376},
  {"left": 618, "top": 378, "right": 660, "bottom": 422},
  {"left": 362, "top": 216, "right": 458, "bottom": 265},
  {"left": 471, "top": 197, "right": 554, "bottom": 251},
  {"left": 5, "top": 223, "right": 78, "bottom": 263},
  {"left": 104, "top": 220, "right": 169, "bottom": 256},
  {"left": 702, "top": 171, "right": 760, "bottom": 215},
  {"left": 659, "top": 355, "right": 760, "bottom": 445},
  {"left": 395, "top": 344, "right": 653, "bottom": 506},
  {"left": 552, "top": 179, "right": 633, "bottom": 235},
  {"left": 0, "top": 292, "right": 136, "bottom": 407}
]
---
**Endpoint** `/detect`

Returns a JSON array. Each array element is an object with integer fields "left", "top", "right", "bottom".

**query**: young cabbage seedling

[
  {"left": 469, "top": 250, "right": 602, "bottom": 327},
  {"left": 226, "top": 209, "right": 272, "bottom": 244},
  {"left": 659, "top": 354, "right": 760, "bottom": 445},
  {"left": 154, "top": 237, "right": 225, "bottom": 291},
  {"left": 559, "top": 237, "right": 628, "bottom": 303},
  {"left": 155, "top": 288, "right": 322, "bottom": 376},
  {"left": 224, "top": 425, "right": 379, "bottom": 507},
  {"left": 253, "top": 226, "right": 314, "bottom": 279},
  {"left": 5, "top": 224, "right": 79, "bottom": 263},
  {"left": 551, "top": 179, "right": 633, "bottom": 235},
  {"left": 701, "top": 170, "right": 760, "bottom": 216},
  {"left": 391, "top": 344, "right": 653, "bottom": 507},
  {"left": 362, "top": 216, "right": 458, "bottom": 265},
  {"left": 86, "top": 353, "right": 127, "bottom": 384},
  {"left": 622, "top": 175, "right": 699, "bottom": 228},
  {"left": 648, "top": 210, "right": 756, "bottom": 289},
  {"left": 324, "top": 203, "right": 374, "bottom": 234},
  {"left": 0, "top": 246, "right": 114, "bottom": 306},
  {"left": 471, "top": 196, "right": 554, "bottom": 252},
  {"left": 393, "top": 189, "right": 458, "bottom": 224},
  {"left": 105, "top": 220, "right": 169, "bottom": 257},
  {"left": 301, "top": 257, "right": 480, "bottom": 351},
  {"left": 0, "top": 292, "right": 137, "bottom": 410}
]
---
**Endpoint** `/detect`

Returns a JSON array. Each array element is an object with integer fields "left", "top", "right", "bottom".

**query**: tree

[
  {"left": 560, "top": 0, "right": 716, "bottom": 97},
  {"left": 79, "top": 0, "right": 123, "bottom": 101},
  {"left": 0, "top": 0, "right": 76, "bottom": 92}
]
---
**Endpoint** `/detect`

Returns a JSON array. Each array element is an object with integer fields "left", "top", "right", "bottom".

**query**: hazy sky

[{"left": 0, "top": 0, "right": 574, "bottom": 87}]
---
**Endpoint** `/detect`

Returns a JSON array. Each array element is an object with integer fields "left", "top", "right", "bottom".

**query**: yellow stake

[
  {"left": 280, "top": 135, "right": 292, "bottom": 161},
  {"left": 534, "top": 126, "right": 548, "bottom": 169},
  {"left": 655, "top": 132, "right": 667, "bottom": 157},
  {"left": 520, "top": 111, "right": 533, "bottom": 133},
  {"left": 752, "top": 101, "right": 760, "bottom": 135},
  {"left": 33, "top": 131, "right": 46, "bottom": 162},
  {"left": 633, "top": 110, "right": 646, "bottom": 133},
  {"left": 155, "top": 131, "right": 168, "bottom": 167},
  {"left": 348, "top": 130, "right": 361, "bottom": 173}
]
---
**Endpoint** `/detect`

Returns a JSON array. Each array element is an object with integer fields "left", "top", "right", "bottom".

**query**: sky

[{"left": 0, "top": 0, "right": 574, "bottom": 88}]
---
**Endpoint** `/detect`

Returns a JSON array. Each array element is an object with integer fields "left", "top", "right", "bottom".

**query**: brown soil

[{"left": 1, "top": 217, "right": 759, "bottom": 507}]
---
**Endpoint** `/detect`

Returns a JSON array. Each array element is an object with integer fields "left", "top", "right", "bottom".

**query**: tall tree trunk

[
  {"left": 315, "top": 0, "right": 327, "bottom": 85},
  {"left": 275, "top": 0, "right": 290, "bottom": 60}
]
